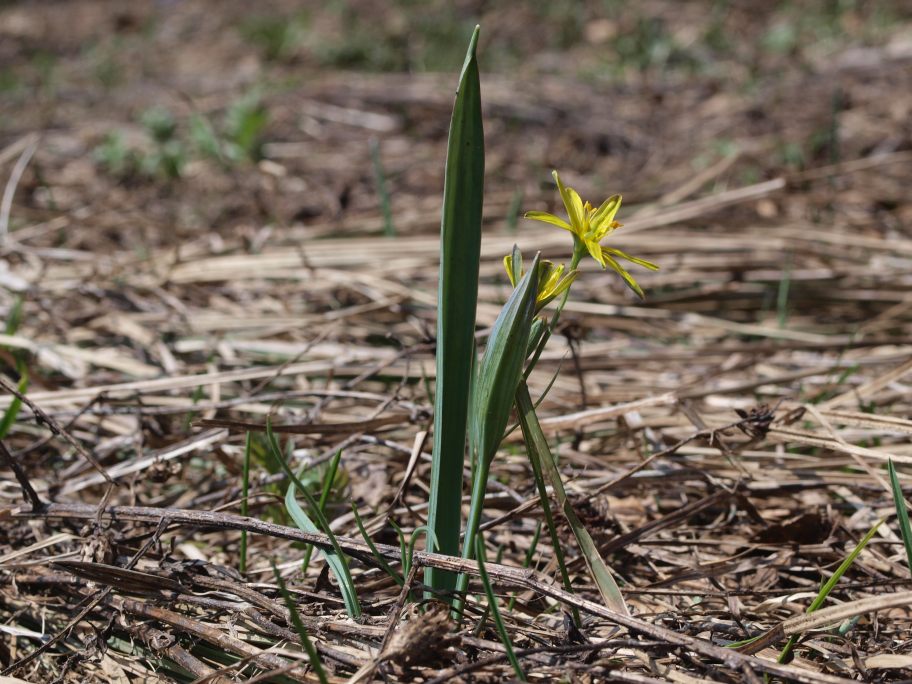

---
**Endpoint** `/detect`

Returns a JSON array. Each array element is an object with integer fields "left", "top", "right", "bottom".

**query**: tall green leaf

[{"left": 426, "top": 25, "right": 485, "bottom": 596}]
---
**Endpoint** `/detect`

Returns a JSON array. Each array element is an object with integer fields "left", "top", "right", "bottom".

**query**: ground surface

[{"left": 1, "top": 1, "right": 912, "bottom": 682}]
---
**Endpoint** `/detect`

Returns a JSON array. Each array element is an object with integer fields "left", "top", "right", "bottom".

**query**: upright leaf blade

[
  {"left": 515, "top": 380, "right": 630, "bottom": 616},
  {"left": 456, "top": 256, "right": 540, "bottom": 610},
  {"left": 473, "top": 252, "right": 541, "bottom": 467},
  {"left": 264, "top": 423, "right": 361, "bottom": 618},
  {"left": 426, "top": 25, "right": 484, "bottom": 596},
  {"left": 888, "top": 459, "right": 912, "bottom": 575}
]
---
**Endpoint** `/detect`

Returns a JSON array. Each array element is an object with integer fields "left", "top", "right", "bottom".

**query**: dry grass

[{"left": 1, "top": 1, "right": 912, "bottom": 682}]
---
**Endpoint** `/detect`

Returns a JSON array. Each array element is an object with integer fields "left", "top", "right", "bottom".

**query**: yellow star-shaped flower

[{"left": 525, "top": 170, "right": 659, "bottom": 298}]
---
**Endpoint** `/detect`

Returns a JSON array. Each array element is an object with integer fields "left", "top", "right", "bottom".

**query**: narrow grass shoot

[
  {"left": 390, "top": 519, "right": 409, "bottom": 574},
  {"left": 887, "top": 459, "right": 912, "bottom": 575},
  {"left": 520, "top": 419, "right": 579, "bottom": 625},
  {"left": 476, "top": 535, "right": 525, "bottom": 681},
  {"left": 777, "top": 517, "right": 883, "bottom": 663},
  {"left": 271, "top": 561, "right": 328, "bottom": 684},
  {"left": 265, "top": 423, "right": 361, "bottom": 618},
  {"left": 388, "top": 520, "right": 436, "bottom": 594},
  {"left": 425, "top": 25, "right": 484, "bottom": 597},
  {"left": 239, "top": 431, "right": 252, "bottom": 575},
  {"left": 407, "top": 526, "right": 436, "bottom": 581},
  {"left": 301, "top": 449, "right": 342, "bottom": 574},
  {"left": 351, "top": 504, "right": 404, "bottom": 586},
  {"left": 0, "top": 372, "right": 26, "bottom": 440},
  {"left": 370, "top": 137, "right": 395, "bottom": 237},
  {"left": 506, "top": 187, "right": 523, "bottom": 232},
  {"left": 1, "top": 297, "right": 27, "bottom": 440},
  {"left": 516, "top": 379, "right": 628, "bottom": 616}
]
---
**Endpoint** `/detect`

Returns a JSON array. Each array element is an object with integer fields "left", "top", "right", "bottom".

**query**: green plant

[
  {"left": 777, "top": 518, "right": 883, "bottom": 663},
  {"left": 239, "top": 432, "right": 252, "bottom": 575},
  {"left": 222, "top": 93, "right": 268, "bottom": 162},
  {"left": 299, "top": 449, "right": 343, "bottom": 574},
  {"left": 0, "top": 297, "right": 27, "bottom": 440},
  {"left": 370, "top": 138, "right": 395, "bottom": 237},
  {"left": 271, "top": 562, "right": 328, "bottom": 684},
  {"left": 265, "top": 424, "right": 360, "bottom": 618},
  {"left": 424, "top": 25, "right": 484, "bottom": 599},
  {"left": 96, "top": 97, "right": 267, "bottom": 183},
  {"left": 139, "top": 108, "right": 186, "bottom": 179},
  {"left": 93, "top": 132, "right": 134, "bottom": 178},
  {"left": 423, "top": 26, "right": 657, "bottom": 618},
  {"left": 352, "top": 505, "right": 403, "bottom": 586},
  {"left": 476, "top": 535, "right": 525, "bottom": 681},
  {"left": 241, "top": 14, "right": 307, "bottom": 62},
  {"left": 887, "top": 459, "right": 912, "bottom": 575}
]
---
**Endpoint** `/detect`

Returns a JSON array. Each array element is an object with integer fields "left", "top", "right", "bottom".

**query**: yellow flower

[
  {"left": 503, "top": 251, "right": 578, "bottom": 312},
  {"left": 525, "top": 170, "right": 659, "bottom": 298}
]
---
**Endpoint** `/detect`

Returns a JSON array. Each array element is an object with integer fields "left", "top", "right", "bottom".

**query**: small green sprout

[{"left": 525, "top": 170, "right": 659, "bottom": 297}]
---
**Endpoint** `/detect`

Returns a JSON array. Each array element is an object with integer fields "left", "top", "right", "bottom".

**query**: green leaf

[
  {"left": 265, "top": 423, "right": 361, "bottom": 618},
  {"left": 351, "top": 505, "right": 403, "bottom": 586},
  {"left": 271, "top": 562, "right": 328, "bottom": 684},
  {"left": 515, "top": 380, "right": 630, "bottom": 616},
  {"left": 473, "top": 252, "right": 541, "bottom": 466},
  {"left": 239, "top": 432, "right": 252, "bottom": 575},
  {"left": 778, "top": 517, "right": 883, "bottom": 663},
  {"left": 0, "top": 372, "right": 26, "bottom": 440},
  {"left": 476, "top": 535, "right": 526, "bottom": 681},
  {"left": 456, "top": 256, "right": 540, "bottom": 610},
  {"left": 888, "top": 459, "right": 912, "bottom": 576},
  {"left": 426, "top": 24, "right": 485, "bottom": 597}
]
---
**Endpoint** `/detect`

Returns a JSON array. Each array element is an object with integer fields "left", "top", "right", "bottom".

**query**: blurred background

[{"left": 1, "top": 0, "right": 909, "bottom": 250}]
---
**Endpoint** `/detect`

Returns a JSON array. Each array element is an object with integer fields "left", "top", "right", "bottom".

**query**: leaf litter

[{"left": 1, "top": 1, "right": 912, "bottom": 682}]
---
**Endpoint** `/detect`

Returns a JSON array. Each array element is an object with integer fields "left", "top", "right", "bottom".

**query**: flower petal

[
  {"left": 552, "top": 170, "right": 584, "bottom": 233},
  {"left": 591, "top": 194, "right": 622, "bottom": 232},
  {"left": 601, "top": 246, "right": 660, "bottom": 271},
  {"left": 503, "top": 254, "right": 516, "bottom": 287},
  {"left": 524, "top": 211, "right": 573, "bottom": 233},
  {"left": 584, "top": 236, "right": 606, "bottom": 267},
  {"left": 601, "top": 252, "right": 645, "bottom": 298},
  {"left": 541, "top": 263, "right": 563, "bottom": 294},
  {"left": 537, "top": 270, "right": 578, "bottom": 310}
]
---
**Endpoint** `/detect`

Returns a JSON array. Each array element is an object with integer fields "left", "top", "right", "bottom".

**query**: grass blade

[
  {"left": 476, "top": 535, "right": 525, "bottom": 681},
  {"left": 407, "top": 525, "right": 436, "bottom": 580},
  {"left": 523, "top": 424, "right": 580, "bottom": 626},
  {"left": 351, "top": 504, "right": 403, "bottom": 586},
  {"left": 239, "top": 431, "right": 252, "bottom": 575},
  {"left": 265, "top": 423, "right": 361, "bottom": 618},
  {"left": 426, "top": 24, "right": 485, "bottom": 596},
  {"left": 0, "top": 372, "right": 26, "bottom": 440},
  {"left": 370, "top": 137, "right": 395, "bottom": 237},
  {"left": 777, "top": 517, "right": 883, "bottom": 663},
  {"left": 515, "top": 379, "right": 629, "bottom": 616},
  {"left": 301, "top": 448, "right": 342, "bottom": 573},
  {"left": 887, "top": 458, "right": 912, "bottom": 575},
  {"left": 271, "top": 561, "right": 328, "bottom": 684}
]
